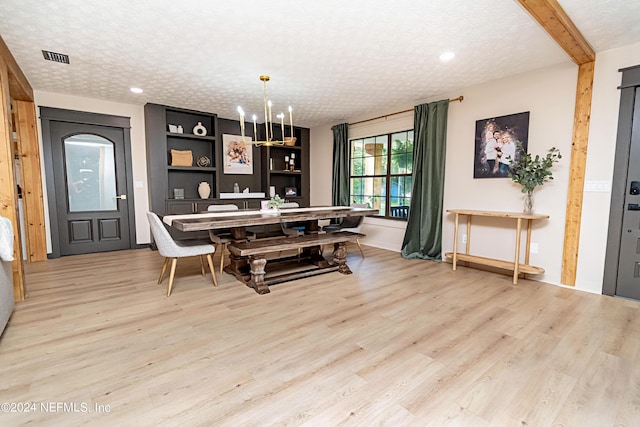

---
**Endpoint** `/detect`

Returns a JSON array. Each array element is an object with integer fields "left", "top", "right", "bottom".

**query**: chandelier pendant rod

[
  {"left": 261, "top": 75, "right": 270, "bottom": 142},
  {"left": 238, "top": 75, "right": 295, "bottom": 146}
]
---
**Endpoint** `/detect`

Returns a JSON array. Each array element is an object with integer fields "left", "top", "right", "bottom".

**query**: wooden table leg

[
  {"left": 452, "top": 213, "right": 459, "bottom": 270},
  {"left": 309, "top": 245, "right": 330, "bottom": 267},
  {"left": 525, "top": 219, "right": 532, "bottom": 266},
  {"left": 248, "top": 255, "right": 270, "bottom": 294},
  {"left": 333, "top": 242, "right": 352, "bottom": 275},
  {"left": 466, "top": 214, "right": 472, "bottom": 254},
  {"left": 224, "top": 226, "right": 252, "bottom": 284},
  {"left": 513, "top": 218, "right": 522, "bottom": 284}
]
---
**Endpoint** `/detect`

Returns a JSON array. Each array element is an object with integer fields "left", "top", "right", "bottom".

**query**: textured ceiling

[{"left": 0, "top": 0, "right": 639, "bottom": 128}]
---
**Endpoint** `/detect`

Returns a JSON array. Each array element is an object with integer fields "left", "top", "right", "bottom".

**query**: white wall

[
  {"left": 442, "top": 62, "right": 577, "bottom": 288},
  {"left": 311, "top": 53, "right": 639, "bottom": 294},
  {"left": 576, "top": 41, "right": 640, "bottom": 293},
  {"left": 34, "top": 91, "right": 150, "bottom": 250}
]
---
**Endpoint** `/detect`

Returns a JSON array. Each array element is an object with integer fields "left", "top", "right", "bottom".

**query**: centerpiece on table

[
  {"left": 262, "top": 194, "right": 284, "bottom": 213},
  {"left": 508, "top": 143, "right": 561, "bottom": 214}
]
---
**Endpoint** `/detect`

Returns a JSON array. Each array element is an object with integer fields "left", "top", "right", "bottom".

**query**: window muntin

[{"left": 349, "top": 130, "right": 413, "bottom": 219}]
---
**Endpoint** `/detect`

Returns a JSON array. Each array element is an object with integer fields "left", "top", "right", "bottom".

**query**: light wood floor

[{"left": 1, "top": 246, "right": 640, "bottom": 426}]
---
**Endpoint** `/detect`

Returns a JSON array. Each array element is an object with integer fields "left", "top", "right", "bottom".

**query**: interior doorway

[{"left": 40, "top": 107, "right": 137, "bottom": 258}]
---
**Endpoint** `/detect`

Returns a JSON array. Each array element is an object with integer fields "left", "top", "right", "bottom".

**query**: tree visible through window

[{"left": 349, "top": 130, "right": 413, "bottom": 219}]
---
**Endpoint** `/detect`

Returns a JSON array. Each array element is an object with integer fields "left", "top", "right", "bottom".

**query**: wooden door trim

[
  {"left": 0, "top": 56, "right": 25, "bottom": 299},
  {"left": 14, "top": 100, "right": 47, "bottom": 262},
  {"left": 0, "top": 36, "right": 32, "bottom": 102},
  {"left": 40, "top": 107, "right": 137, "bottom": 258}
]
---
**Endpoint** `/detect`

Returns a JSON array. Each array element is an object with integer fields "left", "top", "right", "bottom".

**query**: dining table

[{"left": 162, "top": 205, "right": 378, "bottom": 291}]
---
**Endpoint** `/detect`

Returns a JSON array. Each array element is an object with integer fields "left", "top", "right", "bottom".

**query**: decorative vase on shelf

[
  {"left": 523, "top": 190, "right": 534, "bottom": 214},
  {"left": 193, "top": 122, "right": 207, "bottom": 136},
  {"left": 198, "top": 181, "right": 211, "bottom": 199}
]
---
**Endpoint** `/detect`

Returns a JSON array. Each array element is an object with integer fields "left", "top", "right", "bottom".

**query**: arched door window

[{"left": 63, "top": 134, "right": 117, "bottom": 212}]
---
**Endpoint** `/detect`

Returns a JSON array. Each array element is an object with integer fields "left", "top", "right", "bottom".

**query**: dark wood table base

[{"left": 226, "top": 233, "right": 360, "bottom": 294}]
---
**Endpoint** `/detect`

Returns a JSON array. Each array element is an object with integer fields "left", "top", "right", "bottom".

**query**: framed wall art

[
  {"left": 222, "top": 134, "right": 253, "bottom": 175},
  {"left": 474, "top": 111, "right": 530, "bottom": 178}
]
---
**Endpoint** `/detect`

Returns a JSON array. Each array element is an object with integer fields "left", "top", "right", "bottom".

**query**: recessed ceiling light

[
  {"left": 130, "top": 87, "right": 143, "bottom": 94},
  {"left": 439, "top": 52, "right": 455, "bottom": 62}
]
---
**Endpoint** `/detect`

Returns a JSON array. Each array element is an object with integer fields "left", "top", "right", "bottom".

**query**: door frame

[
  {"left": 40, "top": 107, "right": 137, "bottom": 258},
  {"left": 603, "top": 65, "right": 640, "bottom": 296}
]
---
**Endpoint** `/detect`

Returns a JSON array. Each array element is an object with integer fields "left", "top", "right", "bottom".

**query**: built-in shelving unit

[
  {"left": 145, "top": 104, "right": 310, "bottom": 239},
  {"left": 260, "top": 128, "right": 309, "bottom": 205},
  {"left": 145, "top": 103, "right": 219, "bottom": 238}
]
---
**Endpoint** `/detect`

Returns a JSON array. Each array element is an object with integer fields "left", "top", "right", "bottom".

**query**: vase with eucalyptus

[
  {"left": 267, "top": 194, "right": 284, "bottom": 211},
  {"left": 508, "top": 143, "right": 561, "bottom": 214}
]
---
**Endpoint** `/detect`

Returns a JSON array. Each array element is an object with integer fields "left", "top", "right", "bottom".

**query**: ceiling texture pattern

[{"left": 0, "top": 0, "right": 639, "bottom": 127}]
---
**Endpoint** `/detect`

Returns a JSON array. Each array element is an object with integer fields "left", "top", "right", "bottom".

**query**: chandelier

[{"left": 237, "top": 75, "right": 296, "bottom": 146}]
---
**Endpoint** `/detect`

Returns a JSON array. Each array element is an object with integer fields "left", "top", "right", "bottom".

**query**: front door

[
  {"left": 49, "top": 121, "right": 132, "bottom": 255},
  {"left": 615, "top": 87, "right": 640, "bottom": 299}
]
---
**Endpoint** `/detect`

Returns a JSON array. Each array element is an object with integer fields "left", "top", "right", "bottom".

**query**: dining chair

[
  {"left": 279, "top": 202, "right": 306, "bottom": 258},
  {"left": 322, "top": 203, "right": 367, "bottom": 257},
  {"left": 146, "top": 212, "right": 217, "bottom": 296},
  {"left": 279, "top": 202, "right": 306, "bottom": 237}
]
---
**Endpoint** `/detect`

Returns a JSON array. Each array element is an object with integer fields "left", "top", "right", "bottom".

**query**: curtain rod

[{"left": 349, "top": 95, "right": 463, "bottom": 126}]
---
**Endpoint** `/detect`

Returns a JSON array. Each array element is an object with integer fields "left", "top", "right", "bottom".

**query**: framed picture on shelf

[
  {"left": 285, "top": 187, "right": 297, "bottom": 197},
  {"left": 222, "top": 134, "right": 253, "bottom": 174}
]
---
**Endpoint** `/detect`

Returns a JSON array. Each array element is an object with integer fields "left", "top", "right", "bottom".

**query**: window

[{"left": 349, "top": 130, "right": 413, "bottom": 219}]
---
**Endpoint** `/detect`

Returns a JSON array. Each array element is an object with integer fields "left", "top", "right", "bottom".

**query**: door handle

[{"left": 116, "top": 195, "right": 127, "bottom": 200}]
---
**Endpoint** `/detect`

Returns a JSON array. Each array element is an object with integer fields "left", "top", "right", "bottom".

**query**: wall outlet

[
  {"left": 530, "top": 242, "right": 538, "bottom": 254},
  {"left": 462, "top": 234, "right": 467, "bottom": 244}
]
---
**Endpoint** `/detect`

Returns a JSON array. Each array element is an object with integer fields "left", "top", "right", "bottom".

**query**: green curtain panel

[
  {"left": 331, "top": 123, "right": 350, "bottom": 206},
  {"left": 401, "top": 100, "right": 449, "bottom": 260}
]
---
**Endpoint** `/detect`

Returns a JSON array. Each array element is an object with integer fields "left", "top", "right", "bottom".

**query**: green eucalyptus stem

[
  {"left": 508, "top": 143, "right": 562, "bottom": 194},
  {"left": 268, "top": 194, "right": 284, "bottom": 209}
]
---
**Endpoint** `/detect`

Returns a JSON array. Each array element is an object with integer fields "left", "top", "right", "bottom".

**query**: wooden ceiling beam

[
  {"left": 517, "top": 0, "right": 595, "bottom": 65},
  {"left": 0, "top": 36, "right": 33, "bottom": 102}
]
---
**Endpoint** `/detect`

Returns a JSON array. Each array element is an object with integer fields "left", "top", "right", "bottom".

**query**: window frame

[{"left": 348, "top": 129, "right": 413, "bottom": 220}]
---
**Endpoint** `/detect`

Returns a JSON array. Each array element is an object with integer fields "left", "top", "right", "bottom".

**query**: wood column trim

[
  {"left": 0, "top": 57, "right": 25, "bottom": 300},
  {"left": 561, "top": 61, "right": 594, "bottom": 285},
  {"left": 518, "top": 0, "right": 596, "bottom": 286},
  {"left": 0, "top": 36, "right": 33, "bottom": 102},
  {"left": 14, "top": 100, "right": 47, "bottom": 262}
]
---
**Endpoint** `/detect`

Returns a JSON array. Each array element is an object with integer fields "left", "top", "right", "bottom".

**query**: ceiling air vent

[{"left": 42, "top": 50, "right": 70, "bottom": 64}]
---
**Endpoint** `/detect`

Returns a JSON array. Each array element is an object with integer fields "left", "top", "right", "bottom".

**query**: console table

[{"left": 444, "top": 209, "right": 549, "bottom": 284}]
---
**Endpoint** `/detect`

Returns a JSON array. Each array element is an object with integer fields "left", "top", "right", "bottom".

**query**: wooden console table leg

[
  {"left": 333, "top": 242, "right": 352, "bottom": 275},
  {"left": 452, "top": 213, "right": 460, "bottom": 270},
  {"left": 525, "top": 219, "right": 532, "bottom": 266},
  {"left": 466, "top": 215, "right": 472, "bottom": 254},
  {"left": 248, "top": 255, "right": 270, "bottom": 294},
  {"left": 513, "top": 218, "right": 522, "bottom": 284}
]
